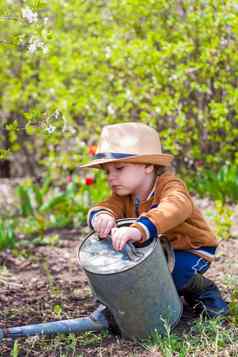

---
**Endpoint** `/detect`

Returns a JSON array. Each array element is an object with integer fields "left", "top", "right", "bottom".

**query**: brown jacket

[{"left": 89, "top": 170, "right": 218, "bottom": 261}]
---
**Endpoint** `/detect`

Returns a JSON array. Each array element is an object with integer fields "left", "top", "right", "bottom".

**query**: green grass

[
  {"left": 7, "top": 320, "right": 238, "bottom": 357},
  {"left": 143, "top": 318, "right": 238, "bottom": 356}
]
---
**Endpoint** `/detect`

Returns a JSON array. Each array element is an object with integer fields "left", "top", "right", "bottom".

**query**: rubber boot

[{"left": 182, "top": 274, "right": 229, "bottom": 318}]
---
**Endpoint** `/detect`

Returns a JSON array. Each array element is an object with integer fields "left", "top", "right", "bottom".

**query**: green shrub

[
  {"left": 185, "top": 163, "right": 238, "bottom": 203},
  {"left": 0, "top": 1, "right": 238, "bottom": 176},
  {"left": 0, "top": 219, "right": 15, "bottom": 250},
  {"left": 213, "top": 201, "right": 233, "bottom": 240}
]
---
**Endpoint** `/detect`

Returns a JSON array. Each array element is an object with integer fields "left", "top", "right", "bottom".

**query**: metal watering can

[
  {"left": 79, "top": 218, "right": 182, "bottom": 339},
  {"left": 0, "top": 219, "right": 182, "bottom": 341}
]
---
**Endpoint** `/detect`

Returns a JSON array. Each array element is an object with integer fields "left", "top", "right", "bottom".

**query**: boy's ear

[{"left": 144, "top": 164, "right": 154, "bottom": 174}]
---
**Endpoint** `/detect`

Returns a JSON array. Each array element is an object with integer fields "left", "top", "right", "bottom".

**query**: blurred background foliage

[
  {"left": 0, "top": 0, "right": 238, "bottom": 248},
  {"left": 1, "top": 0, "right": 238, "bottom": 177}
]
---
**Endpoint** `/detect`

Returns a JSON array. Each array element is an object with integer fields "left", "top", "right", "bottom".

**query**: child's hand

[
  {"left": 92, "top": 213, "right": 116, "bottom": 238},
  {"left": 111, "top": 227, "right": 142, "bottom": 251}
]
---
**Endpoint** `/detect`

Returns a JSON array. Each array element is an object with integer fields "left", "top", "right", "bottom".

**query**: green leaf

[
  {"left": 16, "top": 186, "right": 34, "bottom": 217},
  {"left": 39, "top": 193, "right": 67, "bottom": 212}
]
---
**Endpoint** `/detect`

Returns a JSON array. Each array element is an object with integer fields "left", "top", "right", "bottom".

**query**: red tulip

[
  {"left": 88, "top": 145, "right": 97, "bottom": 156},
  {"left": 85, "top": 177, "right": 94, "bottom": 185},
  {"left": 66, "top": 175, "right": 72, "bottom": 183}
]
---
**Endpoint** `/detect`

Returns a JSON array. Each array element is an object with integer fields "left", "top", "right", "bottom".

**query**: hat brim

[{"left": 80, "top": 154, "right": 173, "bottom": 169}]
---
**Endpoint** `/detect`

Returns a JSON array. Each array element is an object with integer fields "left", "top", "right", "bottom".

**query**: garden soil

[{"left": 0, "top": 225, "right": 237, "bottom": 356}]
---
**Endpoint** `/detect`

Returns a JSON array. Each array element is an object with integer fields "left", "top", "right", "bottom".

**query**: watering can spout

[{"left": 0, "top": 305, "right": 109, "bottom": 342}]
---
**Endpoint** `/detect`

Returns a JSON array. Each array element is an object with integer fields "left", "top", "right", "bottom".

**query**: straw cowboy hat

[{"left": 80, "top": 122, "right": 173, "bottom": 168}]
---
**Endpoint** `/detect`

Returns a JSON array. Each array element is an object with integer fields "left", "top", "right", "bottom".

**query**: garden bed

[{"left": 0, "top": 230, "right": 238, "bottom": 356}]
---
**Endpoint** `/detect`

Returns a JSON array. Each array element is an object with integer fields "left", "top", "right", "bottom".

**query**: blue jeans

[{"left": 171, "top": 248, "right": 216, "bottom": 292}]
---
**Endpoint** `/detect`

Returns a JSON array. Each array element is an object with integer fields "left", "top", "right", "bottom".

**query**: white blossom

[
  {"left": 45, "top": 125, "right": 56, "bottom": 134},
  {"left": 69, "top": 126, "right": 76, "bottom": 134},
  {"left": 28, "top": 37, "right": 48, "bottom": 54},
  {"left": 169, "top": 74, "right": 178, "bottom": 81},
  {"left": 62, "top": 116, "right": 67, "bottom": 132},
  {"left": 220, "top": 38, "right": 229, "bottom": 48},
  {"left": 54, "top": 110, "right": 60, "bottom": 119},
  {"left": 42, "top": 45, "right": 49, "bottom": 54},
  {"left": 105, "top": 47, "right": 112, "bottom": 58},
  {"left": 28, "top": 42, "right": 38, "bottom": 54},
  {"left": 48, "top": 88, "right": 55, "bottom": 95},
  {"left": 28, "top": 43, "right": 37, "bottom": 54},
  {"left": 28, "top": 37, "right": 43, "bottom": 53},
  {"left": 22, "top": 7, "right": 38, "bottom": 24},
  {"left": 107, "top": 104, "right": 115, "bottom": 116},
  {"left": 101, "top": 9, "right": 113, "bottom": 22},
  {"left": 61, "top": 116, "right": 76, "bottom": 134},
  {"left": 125, "top": 89, "right": 133, "bottom": 101},
  {"left": 79, "top": 141, "right": 86, "bottom": 148}
]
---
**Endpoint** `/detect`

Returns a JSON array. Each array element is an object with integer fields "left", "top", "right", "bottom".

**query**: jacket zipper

[{"left": 135, "top": 196, "right": 140, "bottom": 217}]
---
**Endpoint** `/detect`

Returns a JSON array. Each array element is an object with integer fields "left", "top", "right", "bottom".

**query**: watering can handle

[
  {"left": 124, "top": 241, "right": 144, "bottom": 262},
  {"left": 97, "top": 235, "right": 144, "bottom": 262}
]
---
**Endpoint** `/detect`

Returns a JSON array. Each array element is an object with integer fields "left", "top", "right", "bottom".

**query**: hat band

[{"left": 94, "top": 152, "right": 136, "bottom": 160}]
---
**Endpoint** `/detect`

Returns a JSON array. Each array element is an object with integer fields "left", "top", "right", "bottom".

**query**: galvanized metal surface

[
  {"left": 80, "top": 234, "right": 150, "bottom": 274},
  {"left": 79, "top": 219, "right": 183, "bottom": 339}
]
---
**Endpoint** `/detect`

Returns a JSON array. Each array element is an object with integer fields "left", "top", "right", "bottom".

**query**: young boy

[{"left": 80, "top": 122, "right": 228, "bottom": 318}]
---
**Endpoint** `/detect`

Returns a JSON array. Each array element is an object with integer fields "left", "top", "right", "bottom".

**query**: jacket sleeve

[
  {"left": 131, "top": 178, "right": 193, "bottom": 241},
  {"left": 87, "top": 193, "right": 126, "bottom": 227}
]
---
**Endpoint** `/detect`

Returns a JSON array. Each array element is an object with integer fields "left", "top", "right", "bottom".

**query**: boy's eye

[
  {"left": 116, "top": 166, "right": 124, "bottom": 171},
  {"left": 104, "top": 165, "right": 125, "bottom": 175}
]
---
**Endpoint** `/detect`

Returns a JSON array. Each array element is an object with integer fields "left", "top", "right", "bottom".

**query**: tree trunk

[
  {"left": 0, "top": 127, "right": 11, "bottom": 178},
  {"left": 0, "top": 160, "right": 11, "bottom": 178}
]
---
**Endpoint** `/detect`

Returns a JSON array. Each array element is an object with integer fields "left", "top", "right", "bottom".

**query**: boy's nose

[{"left": 108, "top": 172, "right": 117, "bottom": 184}]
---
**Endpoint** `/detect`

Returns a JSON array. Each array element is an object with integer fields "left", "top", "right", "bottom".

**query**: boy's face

[{"left": 103, "top": 162, "right": 154, "bottom": 197}]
